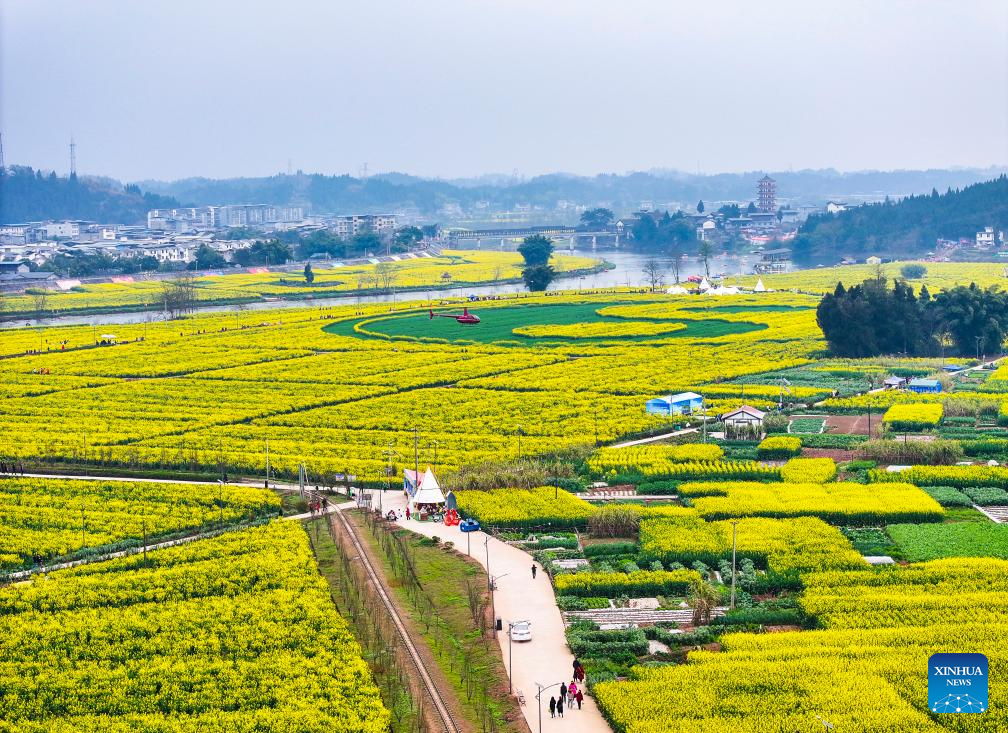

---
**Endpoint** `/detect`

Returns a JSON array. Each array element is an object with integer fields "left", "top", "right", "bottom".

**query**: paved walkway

[
  {"left": 5, "top": 471, "right": 303, "bottom": 493},
  {"left": 610, "top": 427, "right": 698, "bottom": 448},
  {"left": 378, "top": 490, "right": 612, "bottom": 733}
]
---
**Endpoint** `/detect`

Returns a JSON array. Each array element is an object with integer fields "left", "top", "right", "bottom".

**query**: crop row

[{"left": 0, "top": 521, "right": 389, "bottom": 730}]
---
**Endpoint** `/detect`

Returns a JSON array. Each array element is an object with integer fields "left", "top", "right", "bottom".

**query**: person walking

[
  {"left": 405, "top": 506, "right": 411, "bottom": 521},
  {"left": 549, "top": 697, "right": 556, "bottom": 718},
  {"left": 559, "top": 681, "right": 567, "bottom": 707},
  {"left": 556, "top": 695, "right": 564, "bottom": 718},
  {"left": 531, "top": 563, "right": 537, "bottom": 579},
  {"left": 575, "top": 690, "right": 583, "bottom": 709},
  {"left": 568, "top": 681, "right": 578, "bottom": 709}
]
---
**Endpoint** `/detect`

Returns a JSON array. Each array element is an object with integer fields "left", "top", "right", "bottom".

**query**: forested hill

[
  {"left": 0, "top": 167, "right": 178, "bottom": 224},
  {"left": 792, "top": 175, "right": 1008, "bottom": 265},
  {"left": 141, "top": 167, "right": 1004, "bottom": 218}
]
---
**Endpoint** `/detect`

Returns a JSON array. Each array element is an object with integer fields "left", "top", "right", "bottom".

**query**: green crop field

[
  {"left": 887, "top": 521, "right": 1008, "bottom": 561},
  {"left": 325, "top": 302, "right": 765, "bottom": 345}
]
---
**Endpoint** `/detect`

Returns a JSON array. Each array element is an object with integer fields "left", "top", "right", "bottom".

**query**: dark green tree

[
  {"left": 304, "top": 263, "right": 315, "bottom": 283},
  {"left": 580, "top": 208, "right": 614, "bottom": 229},
  {"left": 518, "top": 234, "right": 555, "bottom": 291},
  {"left": 194, "top": 244, "right": 226, "bottom": 270},
  {"left": 696, "top": 200, "right": 705, "bottom": 213},
  {"left": 394, "top": 226, "right": 423, "bottom": 249}
]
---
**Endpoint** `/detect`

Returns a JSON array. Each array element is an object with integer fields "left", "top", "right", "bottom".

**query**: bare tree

[
  {"left": 668, "top": 238, "right": 683, "bottom": 284},
  {"left": 698, "top": 240, "right": 713, "bottom": 278},
  {"left": 30, "top": 288, "right": 49, "bottom": 314},
  {"left": 375, "top": 262, "right": 399, "bottom": 291},
  {"left": 642, "top": 258, "right": 665, "bottom": 292},
  {"left": 162, "top": 274, "right": 197, "bottom": 319}
]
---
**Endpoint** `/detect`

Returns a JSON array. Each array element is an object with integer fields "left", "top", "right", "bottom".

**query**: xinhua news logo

[{"left": 929, "top": 653, "right": 988, "bottom": 713}]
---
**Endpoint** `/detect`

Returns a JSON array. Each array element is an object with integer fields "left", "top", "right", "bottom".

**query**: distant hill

[
  {"left": 0, "top": 166, "right": 178, "bottom": 225},
  {"left": 792, "top": 175, "right": 1008, "bottom": 265},
  {"left": 4, "top": 163, "right": 1006, "bottom": 226},
  {"left": 137, "top": 167, "right": 1006, "bottom": 218}
]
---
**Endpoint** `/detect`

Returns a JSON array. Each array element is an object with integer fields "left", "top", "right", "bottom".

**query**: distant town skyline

[{"left": 2, "top": 0, "right": 1006, "bottom": 181}]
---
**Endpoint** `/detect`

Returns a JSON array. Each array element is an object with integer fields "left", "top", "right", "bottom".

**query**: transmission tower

[
  {"left": 0, "top": 132, "right": 5, "bottom": 171},
  {"left": 69, "top": 137, "right": 77, "bottom": 176}
]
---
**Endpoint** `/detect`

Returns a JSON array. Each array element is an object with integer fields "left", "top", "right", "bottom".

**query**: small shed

[
  {"left": 646, "top": 392, "right": 704, "bottom": 416},
  {"left": 942, "top": 364, "right": 964, "bottom": 373},
  {"left": 907, "top": 378, "right": 942, "bottom": 394},
  {"left": 883, "top": 376, "right": 907, "bottom": 390},
  {"left": 720, "top": 405, "right": 766, "bottom": 439}
]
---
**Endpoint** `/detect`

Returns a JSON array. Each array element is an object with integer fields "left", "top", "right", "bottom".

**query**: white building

[
  {"left": 825, "top": 201, "right": 848, "bottom": 215},
  {"left": 329, "top": 214, "right": 397, "bottom": 238},
  {"left": 977, "top": 227, "right": 996, "bottom": 249},
  {"left": 148, "top": 204, "right": 305, "bottom": 231},
  {"left": 135, "top": 241, "right": 198, "bottom": 264},
  {"left": 696, "top": 219, "right": 716, "bottom": 240},
  {"left": 40, "top": 221, "right": 81, "bottom": 238}
]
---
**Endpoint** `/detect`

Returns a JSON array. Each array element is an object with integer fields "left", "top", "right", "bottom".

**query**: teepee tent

[
  {"left": 698, "top": 277, "right": 711, "bottom": 291},
  {"left": 666, "top": 285, "right": 689, "bottom": 295},
  {"left": 411, "top": 467, "right": 446, "bottom": 506},
  {"left": 754, "top": 279, "right": 766, "bottom": 292}
]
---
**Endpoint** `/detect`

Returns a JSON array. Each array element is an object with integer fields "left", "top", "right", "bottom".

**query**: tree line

[
  {"left": 794, "top": 175, "right": 1008, "bottom": 264},
  {"left": 0, "top": 166, "right": 178, "bottom": 224},
  {"left": 817, "top": 276, "right": 1008, "bottom": 358}
]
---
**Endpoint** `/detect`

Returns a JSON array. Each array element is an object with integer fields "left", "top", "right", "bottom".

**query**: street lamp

[
  {"left": 534, "top": 682, "right": 563, "bottom": 733},
  {"left": 506, "top": 619, "right": 525, "bottom": 693}
]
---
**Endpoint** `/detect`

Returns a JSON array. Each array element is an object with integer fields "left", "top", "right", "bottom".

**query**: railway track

[{"left": 330, "top": 507, "right": 460, "bottom": 733}]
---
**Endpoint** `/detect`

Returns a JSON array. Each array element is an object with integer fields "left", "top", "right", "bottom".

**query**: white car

[{"left": 510, "top": 620, "right": 532, "bottom": 642}]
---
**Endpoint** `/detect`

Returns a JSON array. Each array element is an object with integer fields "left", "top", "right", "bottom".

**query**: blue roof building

[
  {"left": 907, "top": 378, "right": 942, "bottom": 393},
  {"left": 645, "top": 392, "right": 704, "bottom": 416}
]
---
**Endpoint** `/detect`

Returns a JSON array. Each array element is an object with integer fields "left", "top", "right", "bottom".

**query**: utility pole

[
  {"left": 265, "top": 438, "right": 270, "bottom": 489},
  {"left": 485, "top": 536, "right": 491, "bottom": 591},
  {"left": 81, "top": 507, "right": 85, "bottom": 548},
  {"left": 413, "top": 427, "right": 419, "bottom": 480},
  {"left": 730, "top": 519, "right": 739, "bottom": 609},
  {"left": 0, "top": 132, "right": 5, "bottom": 171}
]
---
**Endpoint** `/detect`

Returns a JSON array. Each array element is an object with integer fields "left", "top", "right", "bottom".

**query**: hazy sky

[{"left": 2, "top": 0, "right": 1006, "bottom": 181}]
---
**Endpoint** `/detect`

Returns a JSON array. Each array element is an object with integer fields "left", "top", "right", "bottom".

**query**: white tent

[
  {"left": 666, "top": 285, "right": 689, "bottom": 295},
  {"left": 704, "top": 285, "right": 741, "bottom": 296},
  {"left": 754, "top": 278, "right": 766, "bottom": 292},
  {"left": 698, "top": 277, "right": 711, "bottom": 291},
  {"left": 411, "top": 467, "right": 446, "bottom": 506}
]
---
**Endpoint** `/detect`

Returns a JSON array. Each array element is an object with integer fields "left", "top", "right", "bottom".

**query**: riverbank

[{"left": 0, "top": 262, "right": 611, "bottom": 325}]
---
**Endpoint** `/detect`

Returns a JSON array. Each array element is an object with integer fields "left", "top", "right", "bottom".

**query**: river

[{"left": 2, "top": 248, "right": 753, "bottom": 330}]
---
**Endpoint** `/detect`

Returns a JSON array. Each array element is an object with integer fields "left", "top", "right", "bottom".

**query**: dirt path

[{"left": 824, "top": 414, "right": 882, "bottom": 436}]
